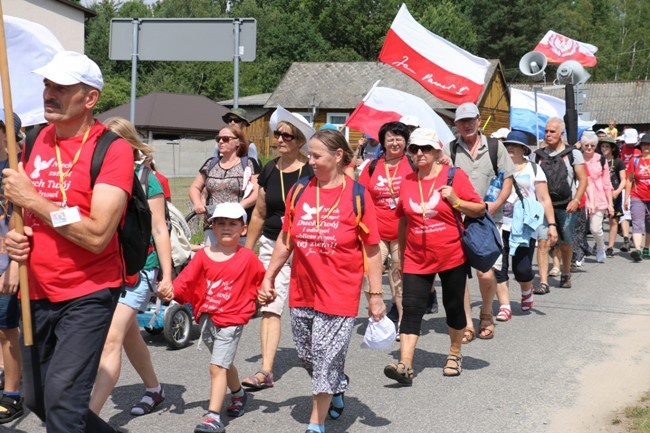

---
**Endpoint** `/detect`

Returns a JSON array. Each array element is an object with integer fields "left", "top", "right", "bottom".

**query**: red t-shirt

[
  {"left": 627, "top": 156, "right": 650, "bottom": 201},
  {"left": 23, "top": 122, "right": 134, "bottom": 301},
  {"left": 153, "top": 170, "right": 171, "bottom": 200},
  {"left": 282, "top": 177, "right": 380, "bottom": 317},
  {"left": 397, "top": 166, "right": 482, "bottom": 274},
  {"left": 620, "top": 145, "right": 641, "bottom": 166},
  {"left": 358, "top": 155, "right": 414, "bottom": 240},
  {"left": 173, "top": 246, "right": 265, "bottom": 327}
]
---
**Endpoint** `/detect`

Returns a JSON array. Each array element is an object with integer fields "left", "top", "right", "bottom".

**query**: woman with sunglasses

[
  {"left": 581, "top": 133, "right": 614, "bottom": 263},
  {"left": 383, "top": 128, "right": 484, "bottom": 385},
  {"left": 189, "top": 124, "right": 259, "bottom": 246},
  {"left": 358, "top": 121, "right": 415, "bottom": 335},
  {"left": 241, "top": 111, "right": 314, "bottom": 392},
  {"left": 258, "top": 129, "right": 385, "bottom": 433}
]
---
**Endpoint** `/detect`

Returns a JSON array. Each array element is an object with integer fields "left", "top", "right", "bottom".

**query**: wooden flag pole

[{"left": 0, "top": 7, "right": 33, "bottom": 346}]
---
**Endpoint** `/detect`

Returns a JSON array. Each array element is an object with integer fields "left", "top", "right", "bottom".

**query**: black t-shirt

[
  {"left": 608, "top": 157, "right": 625, "bottom": 189},
  {"left": 258, "top": 157, "right": 314, "bottom": 240}
]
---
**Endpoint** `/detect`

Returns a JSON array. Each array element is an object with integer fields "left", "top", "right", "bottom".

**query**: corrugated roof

[
  {"left": 511, "top": 81, "right": 650, "bottom": 125},
  {"left": 265, "top": 61, "right": 501, "bottom": 110},
  {"left": 97, "top": 92, "right": 228, "bottom": 133}
]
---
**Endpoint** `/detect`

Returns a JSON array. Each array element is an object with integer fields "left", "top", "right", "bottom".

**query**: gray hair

[
  {"left": 546, "top": 117, "right": 565, "bottom": 133},
  {"left": 580, "top": 131, "right": 598, "bottom": 147}
]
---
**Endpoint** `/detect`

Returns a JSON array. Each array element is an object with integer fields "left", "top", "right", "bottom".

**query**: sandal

[
  {"left": 548, "top": 267, "right": 560, "bottom": 277},
  {"left": 478, "top": 312, "right": 495, "bottom": 340},
  {"left": 521, "top": 292, "right": 534, "bottom": 312},
  {"left": 495, "top": 306, "right": 512, "bottom": 322},
  {"left": 328, "top": 374, "right": 349, "bottom": 420},
  {"left": 131, "top": 385, "right": 165, "bottom": 416},
  {"left": 241, "top": 370, "right": 274, "bottom": 390},
  {"left": 442, "top": 354, "right": 462, "bottom": 377},
  {"left": 383, "top": 362, "right": 414, "bottom": 386},
  {"left": 533, "top": 282, "right": 550, "bottom": 295},
  {"left": 462, "top": 328, "right": 475, "bottom": 344},
  {"left": 0, "top": 394, "right": 24, "bottom": 424}
]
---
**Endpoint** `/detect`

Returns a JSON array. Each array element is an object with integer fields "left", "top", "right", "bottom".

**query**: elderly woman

[
  {"left": 241, "top": 109, "right": 315, "bottom": 391},
  {"left": 624, "top": 134, "right": 650, "bottom": 262},
  {"left": 384, "top": 128, "right": 484, "bottom": 385},
  {"left": 496, "top": 131, "right": 557, "bottom": 316},
  {"left": 582, "top": 133, "right": 614, "bottom": 263},
  {"left": 358, "top": 121, "right": 415, "bottom": 331},
  {"left": 258, "top": 129, "right": 385, "bottom": 433},
  {"left": 189, "top": 124, "right": 259, "bottom": 245}
]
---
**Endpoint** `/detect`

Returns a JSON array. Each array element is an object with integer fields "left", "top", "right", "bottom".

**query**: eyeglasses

[
  {"left": 226, "top": 117, "right": 244, "bottom": 124},
  {"left": 216, "top": 136, "right": 238, "bottom": 143},
  {"left": 582, "top": 144, "right": 597, "bottom": 149},
  {"left": 273, "top": 130, "right": 296, "bottom": 141},
  {"left": 408, "top": 144, "right": 435, "bottom": 154},
  {"left": 385, "top": 138, "right": 406, "bottom": 144}
]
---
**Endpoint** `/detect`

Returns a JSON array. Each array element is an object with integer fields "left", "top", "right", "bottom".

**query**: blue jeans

[{"left": 21, "top": 288, "right": 121, "bottom": 433}]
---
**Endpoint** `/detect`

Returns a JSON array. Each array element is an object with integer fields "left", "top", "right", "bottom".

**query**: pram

[{"left": 137, "top": 297, "right": 194, "bottom": 350}]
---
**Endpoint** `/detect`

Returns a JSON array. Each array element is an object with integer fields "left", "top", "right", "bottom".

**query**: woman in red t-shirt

[
  {"left": 624, "top": 134, "right": 650, "bottom": 261},
  {"left": 258, "top": 129, "right": 385, "bottom": 432},
  {"left": 383, "top": 128, "right": 485, "bottom": 385},
  {"left": 358, "top": 121, "right": 415, "bottom": 329}
]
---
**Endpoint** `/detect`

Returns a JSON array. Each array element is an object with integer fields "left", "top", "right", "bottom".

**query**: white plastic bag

[{"left": 361, "top": 316, "right": 396, "bottom": 350}]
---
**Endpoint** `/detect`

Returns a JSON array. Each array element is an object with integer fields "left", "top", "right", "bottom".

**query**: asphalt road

[{"left": 4, "top": 247, "right": 650, "bottom": 433}]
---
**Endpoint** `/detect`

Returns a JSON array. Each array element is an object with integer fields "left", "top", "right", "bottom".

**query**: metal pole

[
  {"left": 233, "top": 19, "right": 240, "bottom": 108},
  {"left": 130, "top": 19, "right": 140, "bottom": 124},
  {"left": 534, "top": 86, "right": 540, "bottom": 145}
]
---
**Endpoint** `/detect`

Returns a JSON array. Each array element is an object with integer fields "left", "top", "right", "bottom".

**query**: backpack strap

[
  {"left": 90, "top": 130, "right": 121, "bottom": 188},
  {"left": 451, "top": 136, "right": 498, "bottom": 177},
  {"left": 351, "top": 180, "right": 369, "bottom": 273},
  {"left": 23, "top": 125, "right": 46, "bottom": 164},
  {"left": 369, "top": 154, "right": 417, "bottom": 177}
]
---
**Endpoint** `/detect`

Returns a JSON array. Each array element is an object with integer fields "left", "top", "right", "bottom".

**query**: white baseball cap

[
  {"left": 454, "top": 102, "right": 480, "bottom": 121},
  {"left": 33, "top": 51, "right": 104, "bottom": 91},
  {"left": 408, "top": 127, "right": 442, "bottom": 150},
  {"left": 208, "top": 202, "right": 247, "bottom": 224},
  {"left": 361, "top": 317, "right": 396, "bottom": 350},
  {"left": 623, "top": 128, "right": 639, "bottom": 144}
]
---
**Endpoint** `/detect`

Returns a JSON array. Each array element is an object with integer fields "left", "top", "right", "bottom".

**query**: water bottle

[{"left": 484, "top": 170, "right": 504, "bottom": 202}]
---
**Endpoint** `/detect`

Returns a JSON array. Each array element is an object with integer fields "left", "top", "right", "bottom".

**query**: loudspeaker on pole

[{"left": 518, "top": 51, "right": 547, "bottom": 81}]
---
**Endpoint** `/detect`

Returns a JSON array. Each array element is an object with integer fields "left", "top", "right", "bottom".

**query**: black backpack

[
  {"left": 534, "top": 146, "right": 576, "bottom": 206},
  {"left": 450, "top": 136, "right": 500, "bottom": 178},
  {"left": 25, "top": 127, "right": 152, "bottom": 276}
]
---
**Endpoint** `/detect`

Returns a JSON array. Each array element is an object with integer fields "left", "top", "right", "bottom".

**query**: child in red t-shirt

[{"left": 160, "top": 203, "right": 265, "bottom": 433}]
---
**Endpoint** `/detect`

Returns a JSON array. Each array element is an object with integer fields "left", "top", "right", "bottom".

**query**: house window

[{"left": 327, "top": 113, "right": 349, "bottom": 140}]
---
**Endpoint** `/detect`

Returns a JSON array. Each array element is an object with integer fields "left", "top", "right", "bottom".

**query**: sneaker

[
  {"left": 0, "top": 394, "right": 25, "bottom": 424},
  {"left": 596, "top": 249, "right": 606, "bottom": 263},
  {"left": 226, "top": 390, "right": 248, "bottom": 417},
  {"left": 425, "top": 291, "right": 438, "bottom": 314},
  {"left": 559, "top": 274, "right": 572, "bottom": 288},
  {"left": 575, "top": 258, "right": 584, "bottom": 267},
  {"left": 631, "top": 249, "right": 643, "bottom": 262},
  {"left": 621, "top": 238, "right": 630, "bottom": 252},
  {"left": 386, "top": 303, "right": 399, "bottom": 323},
  {"left": 606, "top": 247, "right": 614, "bottom": 258},
  {"left": 643, "top": 248, "right": 650, "bottom": 258},
  {"left": 194, "top": 415, "right": 225, "bottom": 433},
  {"left": 130, "top": 386, "right": 165, "bottom": 416}
]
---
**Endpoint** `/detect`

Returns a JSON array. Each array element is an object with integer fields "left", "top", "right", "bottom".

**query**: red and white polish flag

[
  {"left": 533, "top": 30, "right": 598, "bottom": 67},
  {"left": 378, "top": 4, "right": 489, "bottom": 105},
  {"left": 345, "top": 82, "right": 454, "bottom": 144}
]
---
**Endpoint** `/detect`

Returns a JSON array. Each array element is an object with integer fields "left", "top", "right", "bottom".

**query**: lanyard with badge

[
  {"left": 49, "top": 129, "right": 89, "bottom": 227},
  {"left": 384, "top": 157, "right": 401, "bottom": 209}
]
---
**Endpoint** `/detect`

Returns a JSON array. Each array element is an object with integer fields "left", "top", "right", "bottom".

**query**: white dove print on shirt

[
  {"left": 409, "top": 190, "right": 441, "bottom": 219},
  {"left": 375, "top": 175, "right": 388, "bottom": 188},
  {"left": 30, "top": 155, "right": 56, "bottom": 179},
  {"left": 300, "top": 202, "right": 323, "bottom": 221}
]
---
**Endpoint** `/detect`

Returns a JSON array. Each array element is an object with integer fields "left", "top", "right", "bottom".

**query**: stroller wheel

[{"left": 164, "top": 304, "right": 192, "bottom": 350}]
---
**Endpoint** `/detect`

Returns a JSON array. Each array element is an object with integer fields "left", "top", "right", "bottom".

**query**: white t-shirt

[{"left": 502, "top": 161, "right": 547, "bottom": 232}]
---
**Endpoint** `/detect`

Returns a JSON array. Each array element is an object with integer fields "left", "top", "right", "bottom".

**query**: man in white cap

[
  {"left": 2, "top": 51, "right": 134, "bottom": 433},
  {"left": 443, "top": 102, "right": 515, "bottom": 341}
]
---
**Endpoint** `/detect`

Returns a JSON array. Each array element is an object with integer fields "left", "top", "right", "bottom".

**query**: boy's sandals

[
  {"left": 478, "top": 312, "right": 495, "bottom": 340},
  {"left": 383, "top": 362, "right": 414, "bottom": 386},
  {"left": 462, "top": 328, "right": 475, "bottom": 344},
  {"left": 442, "top": 354, "right": 462, "bottom": 377},
  {"left": 0, "top": 394, "right": 24, "bottom": 424},
  {"left": 495, "top": 306, "right": 512, "bottom": 322},
  {"left": 241, "top": 370, "right": 274, "bottom": 390}
]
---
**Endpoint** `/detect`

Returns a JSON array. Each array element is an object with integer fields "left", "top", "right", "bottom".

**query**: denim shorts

[
  {"left": 0, "top": 293, "right": 19, "bottom": 329},
  {"left": 120, "top": 269, "right": 156, "bottom": 312},
  {"left": 553, "top": 208, "right": 577, "bottom": 244}
]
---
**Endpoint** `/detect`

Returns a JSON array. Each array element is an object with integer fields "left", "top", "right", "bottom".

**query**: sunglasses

[
  {"left": 582, "top": 144, "right": 597, "bottom": 149},
  {"left": 226, "top": 117, "right": 244, "bottom": 124},
  {"left": 408, "top": 144, "right": 435, "bottom": 154},
  {"left": 216, "top": 135, "right": 238, "bottom": 143},
  {"left": 273, "top": 130, "right": 296, "bottom": 141}
]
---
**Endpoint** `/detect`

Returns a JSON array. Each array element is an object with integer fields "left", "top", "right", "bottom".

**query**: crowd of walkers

[{"left": 0, "top": 51, "right": 648, "bottom": 433}]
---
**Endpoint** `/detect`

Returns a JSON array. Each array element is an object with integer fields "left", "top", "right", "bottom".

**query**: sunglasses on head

[
  {"left": 273, "top": 130, "right": 296, "bottom": 141},
  {"left": 216, "top": 135, "right": 238, "bottom": 143},
  {"left": 226, "top": 117, "right": 244, "bottom": 124},
  {"left": 408, "top": 144, "right": 435, "bottom": 154}
]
